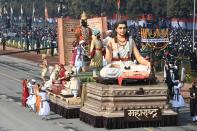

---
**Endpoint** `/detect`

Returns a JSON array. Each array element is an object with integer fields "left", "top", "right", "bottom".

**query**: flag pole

[
  {"left": 20, "top": 4, "right": 23, "bottom": 49},
  {"left": 32, "top": 0, "right": 34, "bottom": 29},
  {"left": 193, "top": 0, "right": 196, "bottom": 52},
  {"left": 10, "top": 3, "right": 12, "bottom": 33},
  {"left": 117, "top": 0, "right": 120, "bottom": 20},
  {"left": 32, "top": 0, "right": 35, "bottom": 49},
  {"left": 44, "top": 0, "right": 46, "bottom": 28}
]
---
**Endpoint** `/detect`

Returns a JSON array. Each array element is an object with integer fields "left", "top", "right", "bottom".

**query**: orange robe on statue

[{"left": 71, "top": 26, "right": 92, "bottom": 65}]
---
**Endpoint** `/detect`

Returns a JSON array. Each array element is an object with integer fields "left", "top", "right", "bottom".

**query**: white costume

[
  {"left": 61, "top": 67, "right": 81, "bottom": 97},
  {"left": 42, "top": 66, "right": 59, "bottom": 90},
  {"left": 102, "top": 35, "right": 112, "bottom": 66},
  {"left": 26, "top": 80, "right": 36, "bottom": 111},
  {"left": 103, "top": 36, "right": 112, "bottom": 48},
  {"left": 38, "top": 91, "right": 50, "bottom": 117},
  {"left": 100, "top": 39, "right": 150, "bottom": 78},
  {"left": 172, "top": 82, "right": 185, "bottom": 108},
  {"left": 74, "top": 43, "right": 86, "bottom": 73}
]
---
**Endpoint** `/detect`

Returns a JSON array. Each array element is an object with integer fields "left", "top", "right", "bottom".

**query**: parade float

[
  {"left": 45, "top": 14, "right": 178, "bottom": 129},
  {"left": 47, "top": 16, "right": 107, "bottom": 118},
  {"left": 79, "top": 27, "right": 178, "bottom": 129}
]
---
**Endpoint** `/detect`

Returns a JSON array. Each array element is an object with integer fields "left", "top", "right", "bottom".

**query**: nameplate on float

[{"left": 124, "top": 108, "right": 161, "bottom": 121}]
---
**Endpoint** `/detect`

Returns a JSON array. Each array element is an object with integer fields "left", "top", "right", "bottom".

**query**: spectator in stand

[
  {"left": 36, "top": 35, "right": 41, "bottom": 54},
  {"left": 50, "top": 36, "right": 56, "bottom": 56},
  {"left": 1, "top": 36, "right": 6, "bottom": 51},
  {"left": 190, "top": 80, "right": 197, "bottom": 122}
]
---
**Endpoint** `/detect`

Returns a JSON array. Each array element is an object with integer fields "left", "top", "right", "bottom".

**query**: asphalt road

[{"left": 0, "top": 55, "right": 196, "bottom": 131}]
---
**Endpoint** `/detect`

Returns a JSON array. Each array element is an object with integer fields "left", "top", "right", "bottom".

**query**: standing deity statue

[{"left": 71, "top": 11, "right": 92, "bottom": 72}]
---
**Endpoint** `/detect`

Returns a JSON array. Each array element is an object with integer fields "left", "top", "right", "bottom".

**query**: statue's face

[
  {"left": 116, "top": 24, "right": 126, "bottom": 36},
  {"left": 81, "top": 19, "right": 87, "bottom": 27}
]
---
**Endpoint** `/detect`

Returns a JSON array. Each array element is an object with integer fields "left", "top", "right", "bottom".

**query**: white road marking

[
  {"left": 0, "top": 72, "right": 21, "bottom": 82},
  {"left": 144, "top": 128, "right": 153, "bottom": 131}
]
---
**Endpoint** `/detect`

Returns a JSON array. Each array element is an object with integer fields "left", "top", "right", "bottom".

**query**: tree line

[{"left": 0, "top": 0, "right": 195, "bottom": 19}]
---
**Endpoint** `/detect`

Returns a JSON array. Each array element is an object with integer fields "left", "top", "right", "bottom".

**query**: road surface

[{"left": 0, "top": 55, "right": 196, "bottom": 131}]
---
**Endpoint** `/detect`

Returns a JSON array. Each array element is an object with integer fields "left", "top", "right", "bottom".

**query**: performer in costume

[
  {"left": 72, "top": 11, "right": 92, "bottom": 72},
  {"left": 90, "top": 29, "right": 103, "bottom": 77},
  {"left": 189, "top": 80, "right": 197, "bottom": 122},
  {"left": 100, "top": 20, "right": 150, "bottom": 79},
  {"left": 26, "top": 79, "right": 36, "bottom": 112},
  {"left": 171, "top": 80, "right": 185, "bottom": 113},
  {"left": 164, "top": 60, "right": 179, "bottom": 100},
  {"left": 38, "top": 88, "right": 50, "bottom": 120},
  {"left": 40, "top": 54, "right": 48, "bottom": 82},
  {"left": 35, "top": 84, "right": 41, "bottom": 113},
  {"left": 22, "top": 79, "right": 29, "bottom": 107}
]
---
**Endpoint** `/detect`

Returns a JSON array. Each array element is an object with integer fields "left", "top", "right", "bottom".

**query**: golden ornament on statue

[{"left": 81, "top": 11, "right": 87, "bottom": 20}]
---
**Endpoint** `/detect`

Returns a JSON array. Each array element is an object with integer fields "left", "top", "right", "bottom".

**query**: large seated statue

[{"left": 100, "top": 20, "right": 151, "bottom": 84}]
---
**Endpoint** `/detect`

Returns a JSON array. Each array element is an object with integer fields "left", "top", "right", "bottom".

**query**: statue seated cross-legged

[{"left": 99, "top": 20, "right": 151, "bottom": 86}]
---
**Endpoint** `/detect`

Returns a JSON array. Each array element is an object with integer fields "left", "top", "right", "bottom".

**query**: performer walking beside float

[
  {"left": 171, "top": 80, "right": 185, "bottom": 113},
  {"left": 35, "top": 84, "right": 41, "bottom": 113},
  {"left": 38, "top": 87, "right": 50, "bottom": 120},
  {"left": 26, "top": 79, "right": 37, "bottom": 112},
  {"left": 22, "top": 79, "right": 29, "bottom": 107}
]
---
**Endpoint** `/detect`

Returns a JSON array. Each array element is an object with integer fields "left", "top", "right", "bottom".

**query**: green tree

[{"left": 2, "top": 0, "right": 195, "bottom": 19}]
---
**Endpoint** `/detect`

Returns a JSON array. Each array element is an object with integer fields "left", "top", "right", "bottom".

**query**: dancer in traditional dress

[
  {"left": 38, "top": 88, "right": 50, "bottom": 120},
  {"left": 26, "top": 79, "right": 36, "bottom": 112},
  {"left": 164, "top": 60, "right": 179, "bottom": 100},
  {"left": 22, "top": 79, "right": 29, "bottom": 107},
  {"left": 35, "top": 84, "right": 41, "bottom": 113},
  {"left": 171, "top": 80, "right": 185, "bottom": 113}
]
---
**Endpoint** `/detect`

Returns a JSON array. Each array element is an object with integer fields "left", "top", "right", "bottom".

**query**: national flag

[
  {"left": 45, "top": 5, "right": 49, "bottom": 19},
  {"left": 57, "top": 6, "right": 60, "bottom": 13},
  {"left": 10, "top": 7, "right": 13, "bottom": 15},
  {"left": 0, "top": 7, "right": 2, "bottom": 17},
  {"left": 117, "top": 0, "right": 120, "bottom": 10},
  {"left": 20, "top": 5, "right": 23, "bottom": 15},
  {"left": 3, "top": 6, "right": 7, "bottom": 15},
  {"left": 32, "top": 2, "right": 35, "bottom": 18}
]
